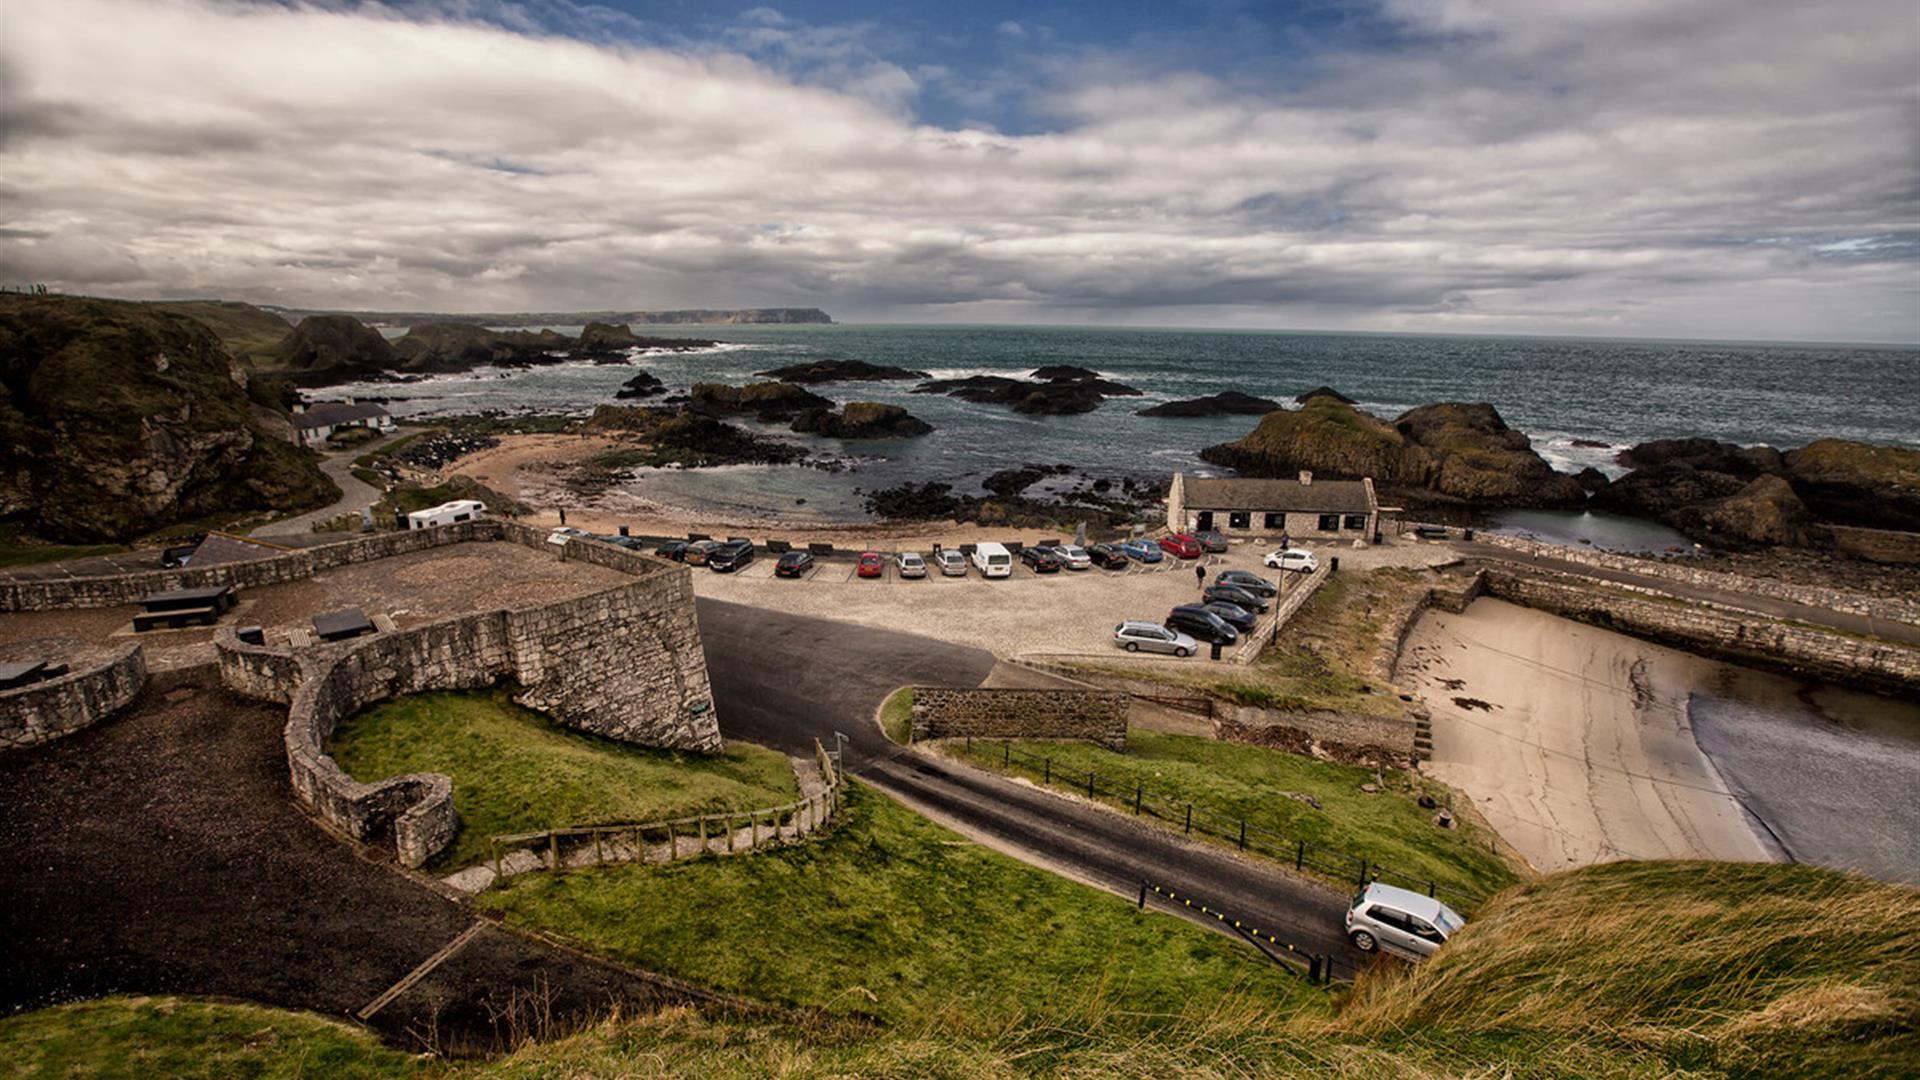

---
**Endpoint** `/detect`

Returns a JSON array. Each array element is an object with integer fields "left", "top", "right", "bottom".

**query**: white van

[
  {"left": 406, "top": 499, "right": 486, "bottom": 530},
  {"left": 971, "top": 541, "right": 1013, "bottom": 579}
]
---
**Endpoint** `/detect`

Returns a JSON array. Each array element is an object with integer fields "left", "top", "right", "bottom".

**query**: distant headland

[{"left": 261, "top": 305, "right": 833, "bottom": 328}]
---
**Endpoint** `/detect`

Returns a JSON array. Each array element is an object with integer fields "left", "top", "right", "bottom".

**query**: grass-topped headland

[{"left": 327, "top": 689, "right": 798, "bottom": 868}]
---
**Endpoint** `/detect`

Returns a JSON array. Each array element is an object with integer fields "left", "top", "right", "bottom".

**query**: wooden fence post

[
  {"left": 592, "top": 828, "right": 603, "bottom": 865},
  {"left": 699, "top": 815, "right": 709, "bottom": 853},
  {"left": 751, "top": 813, "right": 760, "bottom": 850},
  {"left": 1238, "top": 821, "right": 1247, "bottom": 850},
  {"left": 1134, "top": 785, "right": 1142, "bottom": 814},
  {"left": 1296, "top": 840, "right": 1305, "bottom": 871},
  {"left": 1044, "top": 758, "right": 1051, "bottom": 785},
  {"left": 1184, "top": 804, "right": 1193, "bottom": 834},
  {"left": 1087, "top": 771, "right": 1096, "bottom": 798},
  {"left": 550, "top": 830, "right": 559, "bottom": 870},
  {"left": 669, "top": 821, "right": 678, "bottom": 861},
  {"left": 727, "top": 816, "right": 736, "bottom": 853}
]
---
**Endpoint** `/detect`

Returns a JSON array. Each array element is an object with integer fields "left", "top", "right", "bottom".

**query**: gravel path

[{"left": 252, "top": 430, "right": 411, "bottom": 538}]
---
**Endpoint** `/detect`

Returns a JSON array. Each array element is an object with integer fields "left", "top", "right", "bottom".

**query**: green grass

[
  {"left": 949, "top": 730, "right": 1521, "bottom": 908},
  {"left": 328, "top": 689, "right": 798, "bottom": 867},
  {"left": 878, "top": 686, "right": 914, "bottom": 744},
  {"left": 0, "top": 525, "right": 125, "bottom": 568},
  {"left": 353, "top": 426, "right": 440, "bottom": 469},
  {"left": 481, "top": 784, "right": 1324, "bottom": 1034}
]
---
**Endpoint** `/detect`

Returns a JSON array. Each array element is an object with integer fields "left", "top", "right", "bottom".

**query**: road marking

[{"left": 356, "top": 922, "right": 484, "bottom": 1021}]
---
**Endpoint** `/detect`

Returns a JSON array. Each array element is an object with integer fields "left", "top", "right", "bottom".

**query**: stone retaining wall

[
  {"left": 911, "top": 687, "right": 1129, "bottom": 750},
  {"left": 0, "top": 644, "right": 147, "bottom": 751},
  {"left": 1468, "top": 530, "right": 1920, "bottom": 626},
  {"left": 1480, "top": 568, "right": 1920, "bottom": 696},
  {"left": 1234, "top": 564, "right": 1329, "bottom": 665},
  {"left": 1829, "top": 525, "right": 1920, "bottom": 566},
  {"left": 1213, "top": 708, "right": 1416, "bottom": 769}
]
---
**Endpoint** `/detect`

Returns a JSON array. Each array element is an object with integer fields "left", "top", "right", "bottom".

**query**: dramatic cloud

[{"left": 2, "top": 0, "right": 1915, "bottom": 340}]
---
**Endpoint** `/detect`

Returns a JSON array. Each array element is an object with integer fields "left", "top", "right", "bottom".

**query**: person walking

[{"left": 1195, "top": 564, "right": 1207, "bottom": 590}]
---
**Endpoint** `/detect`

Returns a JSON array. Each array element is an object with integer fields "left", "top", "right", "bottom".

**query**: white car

[
  {"left": 933, "top": 549, "right": 968, "bottom": 576},
  {"left": 1264, "top": 548, "right": 1318, "bottom": 573},
  {"left": 1113, "top": 621, "right": 1197, "bottom": 657},
  {"left": 896, "top": 552, "right": 928, "bottom": 579},
  {"left": 1046, "top": 544, "right": 1093, "bottom": 570},
  {"left": 1344, "top": 882, "right": 1465, "bottom": 960},
  {"left": 550, "top": 526, "right": 588, "bottom": 538}
]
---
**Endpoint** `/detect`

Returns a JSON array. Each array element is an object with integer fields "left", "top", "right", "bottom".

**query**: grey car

[
  {"left": 1344, "top": 882, "right": 1466, "bottom": 960},
  {"left": 1113, "top": 620, "right": 1197, "bottom": 657}
]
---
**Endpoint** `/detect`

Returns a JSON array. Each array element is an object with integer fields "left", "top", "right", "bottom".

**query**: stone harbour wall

[
  {"left": 911, "top": 687, "right": 1129, "bottom": 750},
  {"left": 1481, "top": 568, "right": 1920, "bottom": 696},
  {"left": 0, "top": 644, "right": 147, "bottom": 751}
]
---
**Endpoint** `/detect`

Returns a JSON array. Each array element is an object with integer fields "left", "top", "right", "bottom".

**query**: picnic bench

[
  {"left": 134, "top": 585, "right": 235, "bottom": 632},
  {"left": 312, "top": 607, "right": 375, "bottom": 643},
  {"left": 807, "top": 542, "right": 836, "bottom": 556},
  {"left": 0, "top": 659, "right": 68, "bottom": 691}
]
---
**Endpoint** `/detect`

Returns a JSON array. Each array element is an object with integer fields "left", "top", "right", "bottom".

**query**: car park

[
  {"left": 972, "top": 542, "right": 1014, "bottom": 578},
  {"left": 933, "top": 549, "right": 968, "bottom": 576},
  {"left": 1264, "top": 548, "right": 1319, "bottom": 574},
  {"left": 857, "top": 551, "right": 886, "bottom": 578},
  {"left": 1022, "top": 547, "right": 1063, "bottom": 573},
  {"left": 1087, "top": 543, "right": 1130, "bottom": 570},
  {"left": 654, "top": 540, "right": 690, "bottom": 561},
  {"left": 1344, "top": 883, "right": 1465, "bottom": 960},
  {"left": 1194, "top": 530, "right": 1229, "bottom": 553},
  {"left": 1118, "top": 538, "right": 1163, "bottom": 563},
  {"left": 1203, "top": 602, "right": 1258, "bottom": 633},
  {"left": 1203, "top": 582, "right": 1270, "bottom": 613},
  {"left": 1046, "top": 544, "right": 1093, "bottom": 570},
  {"left": 774, "top": 550, "right": 815, "bottom": 578},
  {"left": 707, "top": 539, "right": 756, "bottom": 572},
  {"left": 1166, "top": 604, "right": 1239, "bottom": 645},
  {"left": 683, "top": 539, "right": 722, "bottom": 566},
  {"left": 1113, "top": 621, "right": 1197, "bottom": 657},
  {"left": 1215, "top": 569, "right": 1278, "bottom": 597},
  {"left": 896, "top": 552, "right": 928, "bottom": 578},
  {"left": 1160, "top": 533, "right": 1203, "bottom": 559}
]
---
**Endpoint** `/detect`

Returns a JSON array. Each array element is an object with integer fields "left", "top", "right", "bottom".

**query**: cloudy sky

[{"left": 3, "top": 0, "right": 1916, "bottom": 341}]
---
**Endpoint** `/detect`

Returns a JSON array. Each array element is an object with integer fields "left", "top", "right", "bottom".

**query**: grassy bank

[
  {"left": 944, "top": 729, "right": 1521, "bottom": 907},
  {"left": 14, "top": 860, "right": 1913, "bottom": 1077},
  {"left": 480, "top": 783, "right": 1323, "bottom": 1033},
  {"left": 328, "top": 689, "right": 798, "bottom": 867},
  {"left": 878, "top": 686, "right": 914, "bottom": 744}
]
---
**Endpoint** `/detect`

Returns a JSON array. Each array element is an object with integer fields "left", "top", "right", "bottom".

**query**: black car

[
  {"left": 774, "top": 550, "right": 815, "bottom": 578},
  {"left": 707, "top": 539, "right": 756, "bottom": 572},
  {"left": 1022, "top": 547, "right": 1062, "bottom": 573},
  {"left": 1087, "top": 543, "right": 1130, "bottom": 570},
  {"left": 1203, "top": 582, "right": 1270, "bottom": 613},
  {"left": 1166, "top": 604, "right": 1240, "bottom": 645},
  {"left": 1203, "top": 602, "right": 1258, "bottom": 633},
  {"left": 1194, "top": 530, "right": 1230, "bottom": 553},
  {"left": 1215, "top": 569, "right": 1278, "bottom": 598},
  {"left": 655, "top": 540, "right": 690, "bottom": 561}
]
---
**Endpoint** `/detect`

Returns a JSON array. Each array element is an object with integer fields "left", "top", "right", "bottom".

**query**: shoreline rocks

[
  {"left": 614, "top": 371, "right": 668, "bottom": 399},
  {"left": 790, "top": 402, "right": 933, "bottom": 439},
  {"left": 754, "top": 359, "right": 930, "bottom": 383},
  {"left": 1137, "top": 391, "right": 1283, "bottom": 417},
  {"left": 687, "top": 381, "right": 834, "bottom": 422},
  {"left": 913, "top": 367, "right": 1143, "bottom": 416}
]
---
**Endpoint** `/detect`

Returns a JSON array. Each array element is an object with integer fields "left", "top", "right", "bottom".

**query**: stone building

[
  {"left": 1167, "top": 471, "right": 1383, "bottom": 540},
  {"left": 292, "top": 400, "right": 393, "bottom": 447}
]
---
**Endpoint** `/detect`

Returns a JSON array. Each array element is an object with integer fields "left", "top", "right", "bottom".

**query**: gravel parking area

[{"left": 691, "top": 535, "right": 1457, "bottom": 663}]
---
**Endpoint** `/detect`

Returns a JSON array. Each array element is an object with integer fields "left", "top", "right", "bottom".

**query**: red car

[
  {"left": 1161, "top": 533, "right": 1203, "bottom": 559},
  {"left": 856, "top": 551, "right": 885, "bottom": 578}
]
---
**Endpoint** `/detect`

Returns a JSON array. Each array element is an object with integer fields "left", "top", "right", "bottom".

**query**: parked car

[
  {"left": 1022, "top": 546, "right": 1063, "bottom": 573},
  {"left": 1264, "top": 548, "right": 1319, "bottom": 574},
  {"left": 654, "top": 539, "right": 690, "bottom": 561},
  {"left": 933, "top": 548, "right": 968, "bottom": 576},
  {"left": 1203, "top": 582, "right": 1270, "bottom": 613},
  {"left": 550, "top": 526, "right": 588, "bottom": 538},
  {"left": 682, "top": 539, "right": 722, "bottom": 566},
  {"left": 608, "top": 535, "right": 649, "bottom": 550},
  {"left": 1215, "top": 569, "right": 1278, "bottom": 597},
  {"left": 1161, "top": 532, "right": 1203, "bottom": 559},
  {"left": 857, "top": 551, "right": 886, "bottom": 578},
  {"left": 1087, "top": 543, "right": 1130, "bottom": 570},
  {"left": 774, "top": 550, "right": 815, "bottom": 578},
  {"left": 1202, "top": 602, "right": 1258, "bottom": 633},
  {"left": 707, "top": 539, "right": 756, "bottom": 572},
  {"left": 1345, "top": 882, "right": 1465, "bottom": 960},
  {"left": 896, "top": 551, "right": 928, "bottom": 578},
  {"left": 1412, "top": 525, "right": 1451, "bottom": 540},
  {"left": 1044, "top": 544, "right": 1093, "bottom": 570},
  {"left": 1118, "top": 538, "right": 1164, "bottom": 563},
  {"left": 1113, "top": 621, "right": 1197, "bottom": 657},
  {"left": 1166, "top": 604, "right": 1240, "bottom": 645},
  {"left": 972, "top": 542, "right": 1014, "bottom": 578},
  {"left": 1194, "top": 530, "right": 1230, "bottom": 553}
]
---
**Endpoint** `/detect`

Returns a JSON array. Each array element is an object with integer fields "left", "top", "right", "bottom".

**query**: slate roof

[
  {"left": 295, "top": 401, "right": 389, "bottom": 430},
  {"left": 1183, "top": 477, "right": 1374, "bottom": 514},
  {"left": 188, "top": 531, "right": 294, "bottom": 568}
]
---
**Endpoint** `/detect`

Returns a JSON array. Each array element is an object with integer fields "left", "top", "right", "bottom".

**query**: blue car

[{"left": 1119, "top": 538, "right": 1163, "bottom": 563}]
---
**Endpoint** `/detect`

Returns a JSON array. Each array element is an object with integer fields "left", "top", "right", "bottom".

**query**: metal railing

[{"left": 1138, "top": 880, "right": 1352, "bottom": 983}]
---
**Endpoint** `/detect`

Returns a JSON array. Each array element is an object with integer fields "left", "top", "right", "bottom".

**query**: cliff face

[{"left": 0, "top": 296, "right": 335, "bottom": 542}]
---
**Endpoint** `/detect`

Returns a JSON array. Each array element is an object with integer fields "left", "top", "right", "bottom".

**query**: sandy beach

[{"left": 1399, "top": 598, "right": 1770, "bottom": 873}]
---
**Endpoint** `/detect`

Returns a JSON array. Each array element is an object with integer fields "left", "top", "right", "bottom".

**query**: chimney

[
  {"left": 344, "top": 395, "right": 355, "bottom": 406},
  {"left": 291, "top": 402, "right": 305, "bottom": 414},
  {"left": 1298, "top": 471, "right": 1313, "bottom": 485}
]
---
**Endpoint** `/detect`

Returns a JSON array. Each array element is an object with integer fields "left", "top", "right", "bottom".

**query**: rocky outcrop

[
  {"left": 1667, "top": 474, "right": 1816, "bottom": 549},
  {"left": 913, "top": 368, "right": 1142, "bottom": 416},
  {"left": 754, "top": 359, "right": 929, "bottom": 383},
  {"left": 614, "top": 371, "right": 668, "bottom": 399},
  {"left": 1137, "top": 391, "right": 1283, "bottom": 417},
  {"left": 1296, "top": 386, "right": 1356, "bottom": 404},
  {"left": 259, "top": 315, "right": 399, "bottom": 385},
  {"left": 1200, "top": 395, "right": 1584, "bottom": 508},
  {"left": 0, "top": 295, "right": 336, "bottom": 543},
  {"left": 1783, "top": 439, "right": 1920, "bottom": 532},
  {"left": 687, "top": 381, "right": 834, "bottom": 421},
  {"left": 576, "top": 321, "right": 644, "bottom": 359},
  {"left": 583, "top": 406, "right": 808, "bottom": 467},
  {"left": 391, "top": 323, "right": 574, "bottom": 373},
  {"left": 790, "top": 402, "right": 932, "bottom": 439},
  {"left": 153, "top": 300, "right": 296, "bottom": 364},
  {"left": 270, "top": 306, "right": 831, "bottom": 328}
]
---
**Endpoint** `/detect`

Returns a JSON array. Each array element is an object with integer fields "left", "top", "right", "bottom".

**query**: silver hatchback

[
  {"left": 1344, "top": 882, "right": 1465, "bottom": 960},
  {"left": 1113, "top": 620, "right": 1197, "bottom": 657}
]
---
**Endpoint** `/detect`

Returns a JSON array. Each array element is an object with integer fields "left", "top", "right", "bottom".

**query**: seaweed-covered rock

[
  {"left": 1392, "top": 402, "right": 1587, "bottom": 506},
  {"left": 391, "top": 323, "right": 574, "bottom": 373},
  {"left": 614, "top": 371, "right": 668, "bottom": 399},
  {"left": 1296, "top": 386, "right": 1356, "bottom": 404},
  {"left": 583, "top": 405, "right": 808, "bottom": 466},
  {"left": 754, "top": 359, "right": 929, "bottom": 383},
  {"left": 1137, "top": 391, "right": 1283, "bottom": 417},
  {"left": 687, "top": 381, "right": 834, "bottom": 421},
  {"left": 1668, "top": 474, "right": 1816, "bottom": 549},
  {"left": 576, "top": 321, "right": 644, "bottom": 359},
  {"left": 913, "top": 369, "right": 1142, "bottom": 415},
  {"left": 1783, "top": 439, "right": 1920, "bottom": 532},
  {"left": 790, "top": 402, "right": 932, "bottom": 439}
]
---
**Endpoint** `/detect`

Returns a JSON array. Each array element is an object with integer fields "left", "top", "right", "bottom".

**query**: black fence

[
  {"left": 960, "top": 736, "right": 1488, "bottom": 910},
  {"left": 1139, "top": 881, "right": 1352, "bottom": 983}
]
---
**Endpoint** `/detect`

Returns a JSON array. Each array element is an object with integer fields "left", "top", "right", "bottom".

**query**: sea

[{"left": 313, "top": 324, "right": 1919, "bottom": 547}]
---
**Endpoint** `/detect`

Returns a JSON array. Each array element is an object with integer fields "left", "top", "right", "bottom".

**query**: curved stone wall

[{"left": 0, "top": 644, "right": 147, "bottom": 751}]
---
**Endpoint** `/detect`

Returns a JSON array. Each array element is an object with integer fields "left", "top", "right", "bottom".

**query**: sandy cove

[
  {"left": 443, "top": 432, "right": 1139, "bottom": 548},
  {"left": 1398, "top": 598, "right": 1770, "bottom": 874}
]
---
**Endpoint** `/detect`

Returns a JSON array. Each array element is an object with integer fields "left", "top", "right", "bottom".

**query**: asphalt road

[{"left": 696, "top": 597, "right": 1367, "bottom": 974}]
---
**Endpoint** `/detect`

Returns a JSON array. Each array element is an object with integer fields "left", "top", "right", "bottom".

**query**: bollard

[
  {"left": 1044, "top": 758, "right": 1051, "bottom": 785},
  {"left": 1138, "top": 882, "right": 1148, "bottom": 909},
  {"left": 1210, "top": 640, "right": 1222, "bottom": 661},
  {"left": 1087, "top": 771, "right": 1096, "bottom": 798},
  {"left": 1331, "top": 555, "right": 1339, "bottom": 573},
  {"left": 1238, "top": 821, "right": 1247, "bottom": 850},
  {"left": 1134, "top": 785, "right": 1143, "bottom": 814},
  {"left": 1184, "top": 804, "right": 1193, "bottom": 834},
  {"left": 1308, "top": 955, "right": 1322, "bottom": 983}
]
